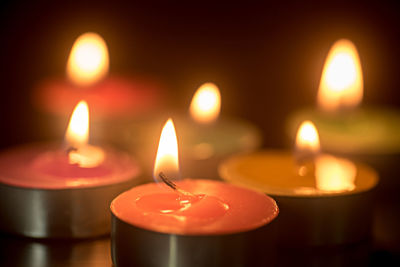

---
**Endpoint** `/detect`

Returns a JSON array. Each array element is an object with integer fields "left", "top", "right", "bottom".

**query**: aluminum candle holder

[
  {"left": 272, "top": 190, "right": 375, "bottom": 246},
  {"left": 110, "top": 178, "right": 279, "bottom": 267},
  {"left": 219, "top": 150, "right": 379, "bottom": 247},
  {"left": 0, "top": 143, "right": 141, "bottom": 239},
  {"left": 111, "top": 214, "right": 277, "bottom": 267},
  {"left": 0, "top": 180, "right": 138, "bottom": 239}
]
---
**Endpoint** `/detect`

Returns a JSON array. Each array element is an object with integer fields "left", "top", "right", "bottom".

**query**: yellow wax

[{"left": 219, "top": 150, "right": 378, "bottom": 197}]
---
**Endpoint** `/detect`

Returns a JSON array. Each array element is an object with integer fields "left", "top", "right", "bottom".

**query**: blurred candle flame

[
  {"left": 295, "top": 120, "right": 320, "bottom": 155},
  {"left": 189, "top": 83, "right": 221, "bottom": 124},
  {"left": 315, "top": 155, "right": 356, "bottom": 192},
  {"left": 154, "top": 119, "right": 180, "bottom": 181},
  {"left": 66, "top": 32, "right": 109, "bottom": 86},
  {"left": 65, "top": 100, "right": 104, "bottom": 167},
  {"left": 317, "top": 39, "right": 363, "bottom": 112},
  {"left": 65, "top": 100, "right": 89, "bottom": 147}
]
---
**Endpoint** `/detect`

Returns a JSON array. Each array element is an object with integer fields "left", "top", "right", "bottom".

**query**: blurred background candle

[
  {"left": 0, "top": 101, "right": 141, "bottom": 238},
  {"left": 33, "top": 32, "right": 165, "bottom": 141},
  {"left": 286, "top": 38, "right": 400, "bottom": 249},
  {"left": 111, "top": 119, "right": 278, "bottom": 267},
  {"left": 220, "top": 121, "right": 379, "bottom": 246},
  {"left": 178, "top": 83, "right": 262, "bottom": 178},
  {"left": 110, "top": 83, "right": 262, "bottom": 179},
  {"left": 286, "top": 39, "right": 400, "bottom": 156}
]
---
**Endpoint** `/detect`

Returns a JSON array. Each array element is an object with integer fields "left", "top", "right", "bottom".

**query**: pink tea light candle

[
  {"left": 0, "top": 101, "right": 141, "bottom": 238},
  {"left": 110, "top": 119, "right": 278, "bottom": 267}
]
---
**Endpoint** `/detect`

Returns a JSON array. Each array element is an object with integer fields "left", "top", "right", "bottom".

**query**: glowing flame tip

[
  {"left": 317, "top": 39, "right": 363, "bottom": 111},
  {"left": 65, "top": 100, "right": 89, "bottom": 147},
  {"left": 154, "top": 118, "right": 180, "bottom": 181},
  {"left": 295, "top": 120, "right": 320, "bottom": 154},
  {"left": 189, "top": 82, "right": 221, "bottom": 124},
  {"left": 66, "top": 32, "right": 109, "bottom": 86}
]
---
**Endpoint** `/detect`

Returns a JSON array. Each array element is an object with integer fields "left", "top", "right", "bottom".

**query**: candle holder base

[
  {"left": 0, "top": 180, "right": 140, "bottom": 239},
  {"left": 111, "top": 214, "right": 277, "bottom": 267},
  {"left": 273, "top": 190, "right": 375, "bottom": 247}
]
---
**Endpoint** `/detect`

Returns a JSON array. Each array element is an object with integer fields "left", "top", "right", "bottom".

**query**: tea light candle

[
  {"left": 112, "top": 83, "right": 262, "bottom": 179},
  {"left": 0, "top": 101, "right": 141, "bottom": 238},
  {"left": 34, "top": 32, "right": 164, "bottom": 119},
  {"left": 220, "top": 121, "right": 379, "bottom": 246},
  {"left": 285, "top": 39, "right": 400, "bottom": 246},
  {"left": 111, "top": 119, "right": 278, "bottom": 267},
  {"left": 286, "top": 39, "right": 400, "bottom": 160}
]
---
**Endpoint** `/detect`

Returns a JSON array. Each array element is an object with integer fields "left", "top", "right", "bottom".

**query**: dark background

[
  {"left": 0, "top": 1, "right": 399, "bottom": 266},
  {"left": 0, "top": 0, "right": 399, "bottom": 148}
]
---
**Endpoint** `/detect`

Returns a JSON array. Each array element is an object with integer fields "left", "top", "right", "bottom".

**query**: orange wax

[{"left": 111, "top": 179, "right": 278, "bottom": 235}]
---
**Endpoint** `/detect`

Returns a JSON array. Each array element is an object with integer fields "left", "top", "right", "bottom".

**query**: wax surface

[
  {"left": 286, "top": 107, "right": 400, "bottom": 154},
  {"left": 219, "top": 150, "right": 378, "bottom": 197},
  {"left": 111, "top": 179, "right": 278, "bottom": 235},
  {"left": 0, "top": 143, "right": 140, "bottom": 189},
  {"left": 34, "top": 75, "right": 164, "bottom": 119}
]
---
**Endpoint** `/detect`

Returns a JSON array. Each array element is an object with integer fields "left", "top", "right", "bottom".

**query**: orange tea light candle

[
  {"left": 111, "top": 119, "right": 278, "bottom": 267},
  {"left": 220, "top": 121, "right": 379, "bottom": 246}
]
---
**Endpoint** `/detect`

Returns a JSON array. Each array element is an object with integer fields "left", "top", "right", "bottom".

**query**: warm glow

[
  {"left": 189, "top": 83, "right": 221, "bottom": 124},
  {"left": 315, "top": 154, "right": 356, "bottom": 192},
  {"left": 317, "top": 39, "right": 363, "bottom": 111},
  {"left": 65, "top": 101, "right": 104, "bottom": 167},
  {"left": 154, "top": 119, "right": 180, "bottom": 181},
  {"left": 65, "top": 100, "right": 89, "bottom": 147},
  {"left": 66, "top": 32, "right": 109, "bottom": 86},
  {"left": 295, "top": 120, "right": 320, "bottom": 154}
]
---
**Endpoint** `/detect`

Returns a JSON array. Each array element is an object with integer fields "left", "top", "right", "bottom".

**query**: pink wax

[
  {"left": 0, "top": 143, "right": 140, "bottom": 189},
  {"left": 33, "top": 75, "right": 165, "bottom": 119},
  {"left": 111, "top": 179, "right": 278, "bottom": 235}
]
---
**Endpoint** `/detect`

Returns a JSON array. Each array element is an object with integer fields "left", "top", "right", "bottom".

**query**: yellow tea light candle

[{"left": 220, "top": 121, "right": 379, "bottom": 246}]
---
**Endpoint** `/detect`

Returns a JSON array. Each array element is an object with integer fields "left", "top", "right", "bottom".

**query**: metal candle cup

[
  {"left": 110, "top": 179, "right": 279, "bottom": 267},
  {"left": 0, "top": 143, "right": 141, "bottom": 239},
  {"left": 219, "top": 150, "right": 379, "bottom": 246}
]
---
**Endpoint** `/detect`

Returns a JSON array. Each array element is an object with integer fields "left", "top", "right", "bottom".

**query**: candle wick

[
  {"left": 294, "top": 152, "right": 317, "bottom": 177},
  {"left": 159, "top": 172, "right": 197, "bottom": 198},
  {"left": 66, "top": 146, "right": 78, "bottom": 154},
  {"left": 159, "top": 172, "right": 177, "bottom": 190}
]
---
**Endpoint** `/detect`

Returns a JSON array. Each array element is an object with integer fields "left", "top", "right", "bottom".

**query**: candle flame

[
  {"left": 154, "top": 119, "right": 180, "bottom": 181},
  {"left": 315, "top": 155, "right": 356, "bottom": 192},
  {"left": 66, "top": 32, "right": 109, "bottom": 86},
  {"left": 65, "top": 100, "right": 89, "bottom": 147},
  {"left": 295, "top": 120, "right": 320, "bottom": 154},
  {"left": 189, "top": 83, "right": 221, "bottom": 124},
  {"left": 65, "top": 100, "right": 105, "bottom": 167},
  {"left": 317, "top": 39, "right": 363, "bottom": 112}
]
